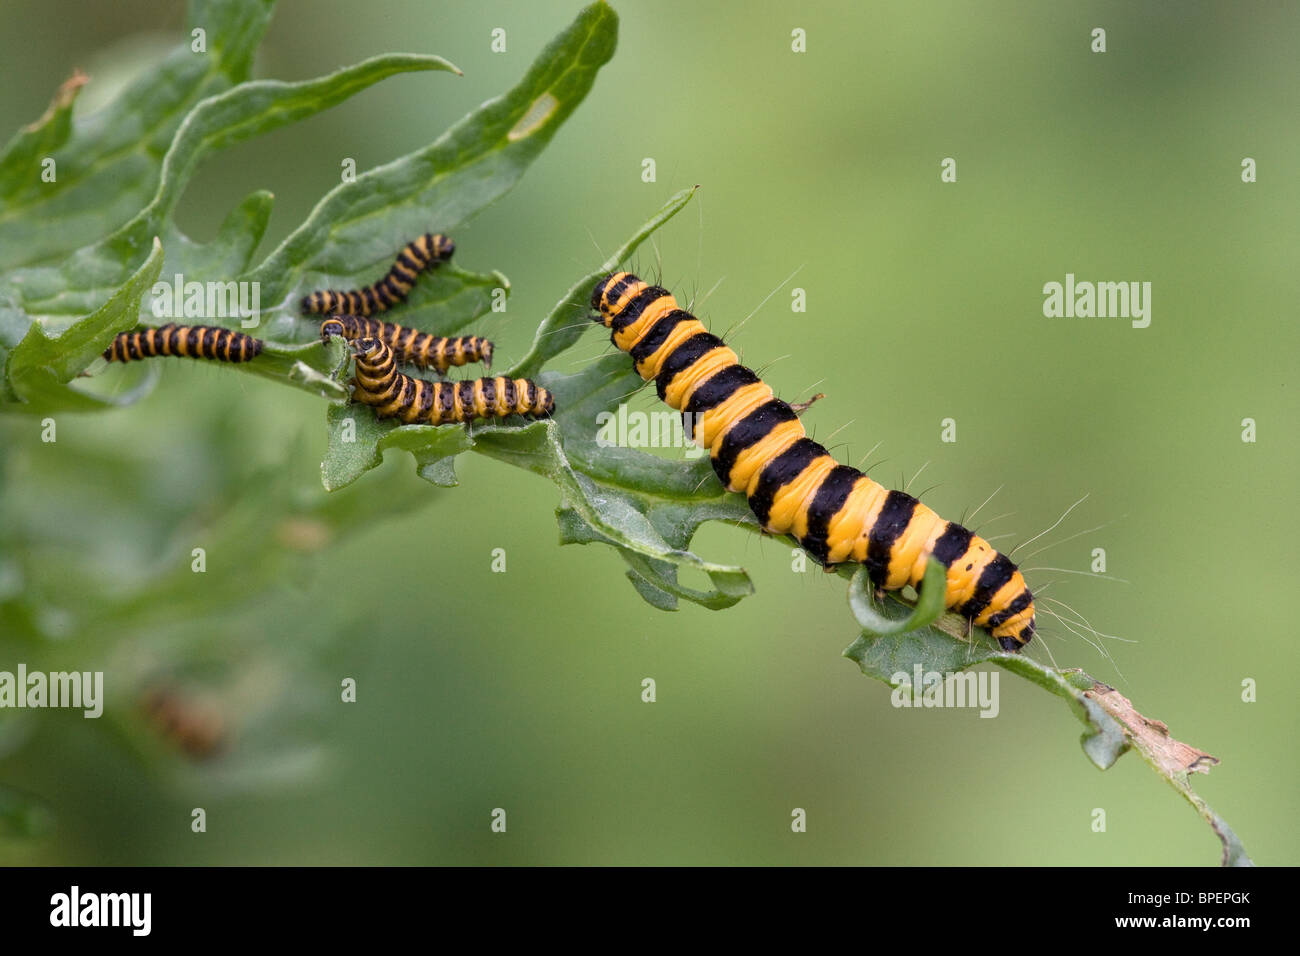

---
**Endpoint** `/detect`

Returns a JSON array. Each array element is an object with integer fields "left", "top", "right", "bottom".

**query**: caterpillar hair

[
  {"left": 349, "top": 337, "right": 553, "bottom": 425},
  {"left": 591, "top": 272, "right": 1036, "bottom": 651},
  {"left": 320, "top": 314, "right": 493, "bottom": 373},
  {"left": 102, "top": 324, "right": 263, "bottom": 363},
  {"left": 301, "top": 233, "right": 456, "bottom": 316}
]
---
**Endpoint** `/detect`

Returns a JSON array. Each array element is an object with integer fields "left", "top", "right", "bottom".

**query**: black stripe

[
  {"left": 526, "top": 380, "right": 539, "bottom": 410},
  {"left": 610, "top": 285, "right": 669, "bottom": 335},
  {"left": 986, "top": 589, "right": 1034, "bottom": 629},
  {"left": 479, "top": 377, "right": 496, "bottom": 408},
  {"left": 800, "top": 465, "right": 862, "bottom": 564},
  {"left": 748, "top": 437, "right": 827, "bottom": 527},
  {"left": 681, "top": 364, "right": 761, "bottom": 419},
  {"left": 416, "top": 380, "right": 435, "bottom": 420},
  {"left": 397, "top": 374, "right": 417, "bottom": 412},
  {"left": 960, "top": 553, "right": 1018, "bottom": 621},
  {"left": 165, "top": 325, "right": 181, "bottom": 355},
  {"left": 361, "top": 286, "right": 379, "bottom": 313},
  {"left": 456, "top": 380, "right": 475, "bottom": 416},
  {"left": 408, "top": 239, "right": 432, "bottom": 268},
  {"left": 931, "top": 523, "right": 975, "bottom": 568},
  {"left": 710, "top": 399, "right": 798, "bottom": 486},
  {"left": 436, "top": 384, "right": 454, "bottom": 418},
  {"left": 397, "top": 251, "right": 423, "bottom": 273},
  {"left": 654, "top": 332, "right": 724, "bottom": 400},
  {"left": 186, "top": 327, "right": 202, "bottom": 355},
  {"left": 628, "top": 309, "right": 691, "bottom": 369},
  {"left": 864, "top": 490, "right": 919, "bottom": 586},
  {"left": 502, "top": 379, "right": 517, "bottom": 410}
]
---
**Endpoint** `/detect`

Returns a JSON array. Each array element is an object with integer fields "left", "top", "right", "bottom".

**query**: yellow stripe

[{"left": 697, "top": 381, "right": 773, "bottom": 455}]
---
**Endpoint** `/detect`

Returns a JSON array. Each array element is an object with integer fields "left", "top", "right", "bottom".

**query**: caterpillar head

[
  {"left": 351, "top": 337, "right": 386, "bottom": 361},
  {"left": 319, "top": 317, "right": 346, "bottom": 343},
  {"left": 429, "top": 233, "right": 455, "bottom": 261},
  {"left": 590, "top": 272, "right": 635, "bottom": 327}
]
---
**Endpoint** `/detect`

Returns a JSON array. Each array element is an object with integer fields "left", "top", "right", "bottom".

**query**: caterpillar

[
  {"left": 138, "top": 684, "right": 225, "bottom": 760},
  {"left": 320, "top": 314, "right": 493, "bottom": 373},
  {"left": 590, "top": 272, "right": 1036, "bottom": 651},
  {"left": 348, "top": 337, "right": 554, "bottom": 425},
  {"left": 103, "top": 324, "right": 263, "bottom": 363},
  {"left": 300, "top": 233, "right": 455, "bottom": 316}
]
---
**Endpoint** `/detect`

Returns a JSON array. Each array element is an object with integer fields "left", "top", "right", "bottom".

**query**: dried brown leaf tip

[
  {"left": 1084, "top": 681, "right": 1220, "bottom": 776},
  {"left": 24, "top": 70, "right": 89, "bottom": 132}
]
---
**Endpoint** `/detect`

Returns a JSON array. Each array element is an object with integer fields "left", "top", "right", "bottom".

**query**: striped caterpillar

[
  {"left": 346, "top": 337, "right": 553, "bottom": 425},
  {"left": 590, "top": 272, "right": 1036, "bottom": 651},
  {"left": 319, "top": 315, "right": 493, "bottom": 374},
  {"left": 301, "top": 233, "right": 455, "bottom": 316},
  {"left": 103, "top": 324, "right": 263, "bottom": 364}
]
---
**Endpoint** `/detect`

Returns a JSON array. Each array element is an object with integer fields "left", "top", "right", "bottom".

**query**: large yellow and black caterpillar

[
  {"left": 591, "top": 273, "right": 1036, "bottom": 651},
  {"left": 300, "top": 233, "right": 455, "bottom": 316},
  {"left": 103, "top": 324, "right": 263, "bottom": 363},
  {"left": 319, "top": 315, "right": 493, "bottom": 374},
  {"left": 346, "top": 337, "right": 553, "bottom": 425}
]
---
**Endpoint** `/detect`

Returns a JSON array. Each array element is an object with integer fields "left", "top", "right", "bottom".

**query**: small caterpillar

[
  {"left": 320, "top": 314, "right": 493, "bottom": 373},
  {"left": 103, "top": 324, "right": 263, "bottom": 363},
  {"left": 591, "top": 272, "right": 1036, "bottom": 651},
  {"left": 349, "top": 337, "right": 554, "bottom": 425},
  {"left": 300, "top": 233, "right": 455, "bottom": 316},
  {"left": 138, "top": 684, "right": 225, "bottom": 760}
]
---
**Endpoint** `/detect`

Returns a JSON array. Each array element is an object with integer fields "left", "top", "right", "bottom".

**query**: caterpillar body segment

[
  {"left": 300, "top": 233, "right": 455, "bottom": 316},
  {"left": 319, "top": 314, "right": 493, "bottom": 373},
  {"left": 348, "top": 338, "right": 552, "bottom": 426},
  {"left": 590, "top": 272, "right": 1035, "bottom": 651}
]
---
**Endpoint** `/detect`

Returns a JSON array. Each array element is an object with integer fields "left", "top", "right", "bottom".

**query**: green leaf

[
  {"left": 8, "top": 53, "right": 460, "bottom": 331},
  {"left": 3, "top": 237, "right": 164, "bottom": 411},
  {"left": 475, "top": 419, "right": 754, "bottom": 610},
  {"left": 509, "top": 184, "right": 699, "bottom": 379},
  {"left": 0, "top": 0, "right": 277, "bottom": 268},
  {"left": 0, "top": 784, "right": 54, "bottom": 840},
  {"left": 847, "top": 559, "right": 948, "bottom": 637},
  {"left": 0, "top": 70, "right": 87, "bottom": 198},
  {"left": 322, "top": 403, "right": 476, "bottom": 492},
  {"left": 246, "top": 0, "right": 620, "bottom": 338}
]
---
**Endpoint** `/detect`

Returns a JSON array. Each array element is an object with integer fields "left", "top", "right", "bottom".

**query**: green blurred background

[{"left": 1, "top": 0, "right": 1296, "bottom": 865}]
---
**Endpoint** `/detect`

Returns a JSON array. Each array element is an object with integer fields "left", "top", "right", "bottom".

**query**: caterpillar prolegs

[{"left": 590, "top": 272, "right": 1036, "bottom": 651}]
